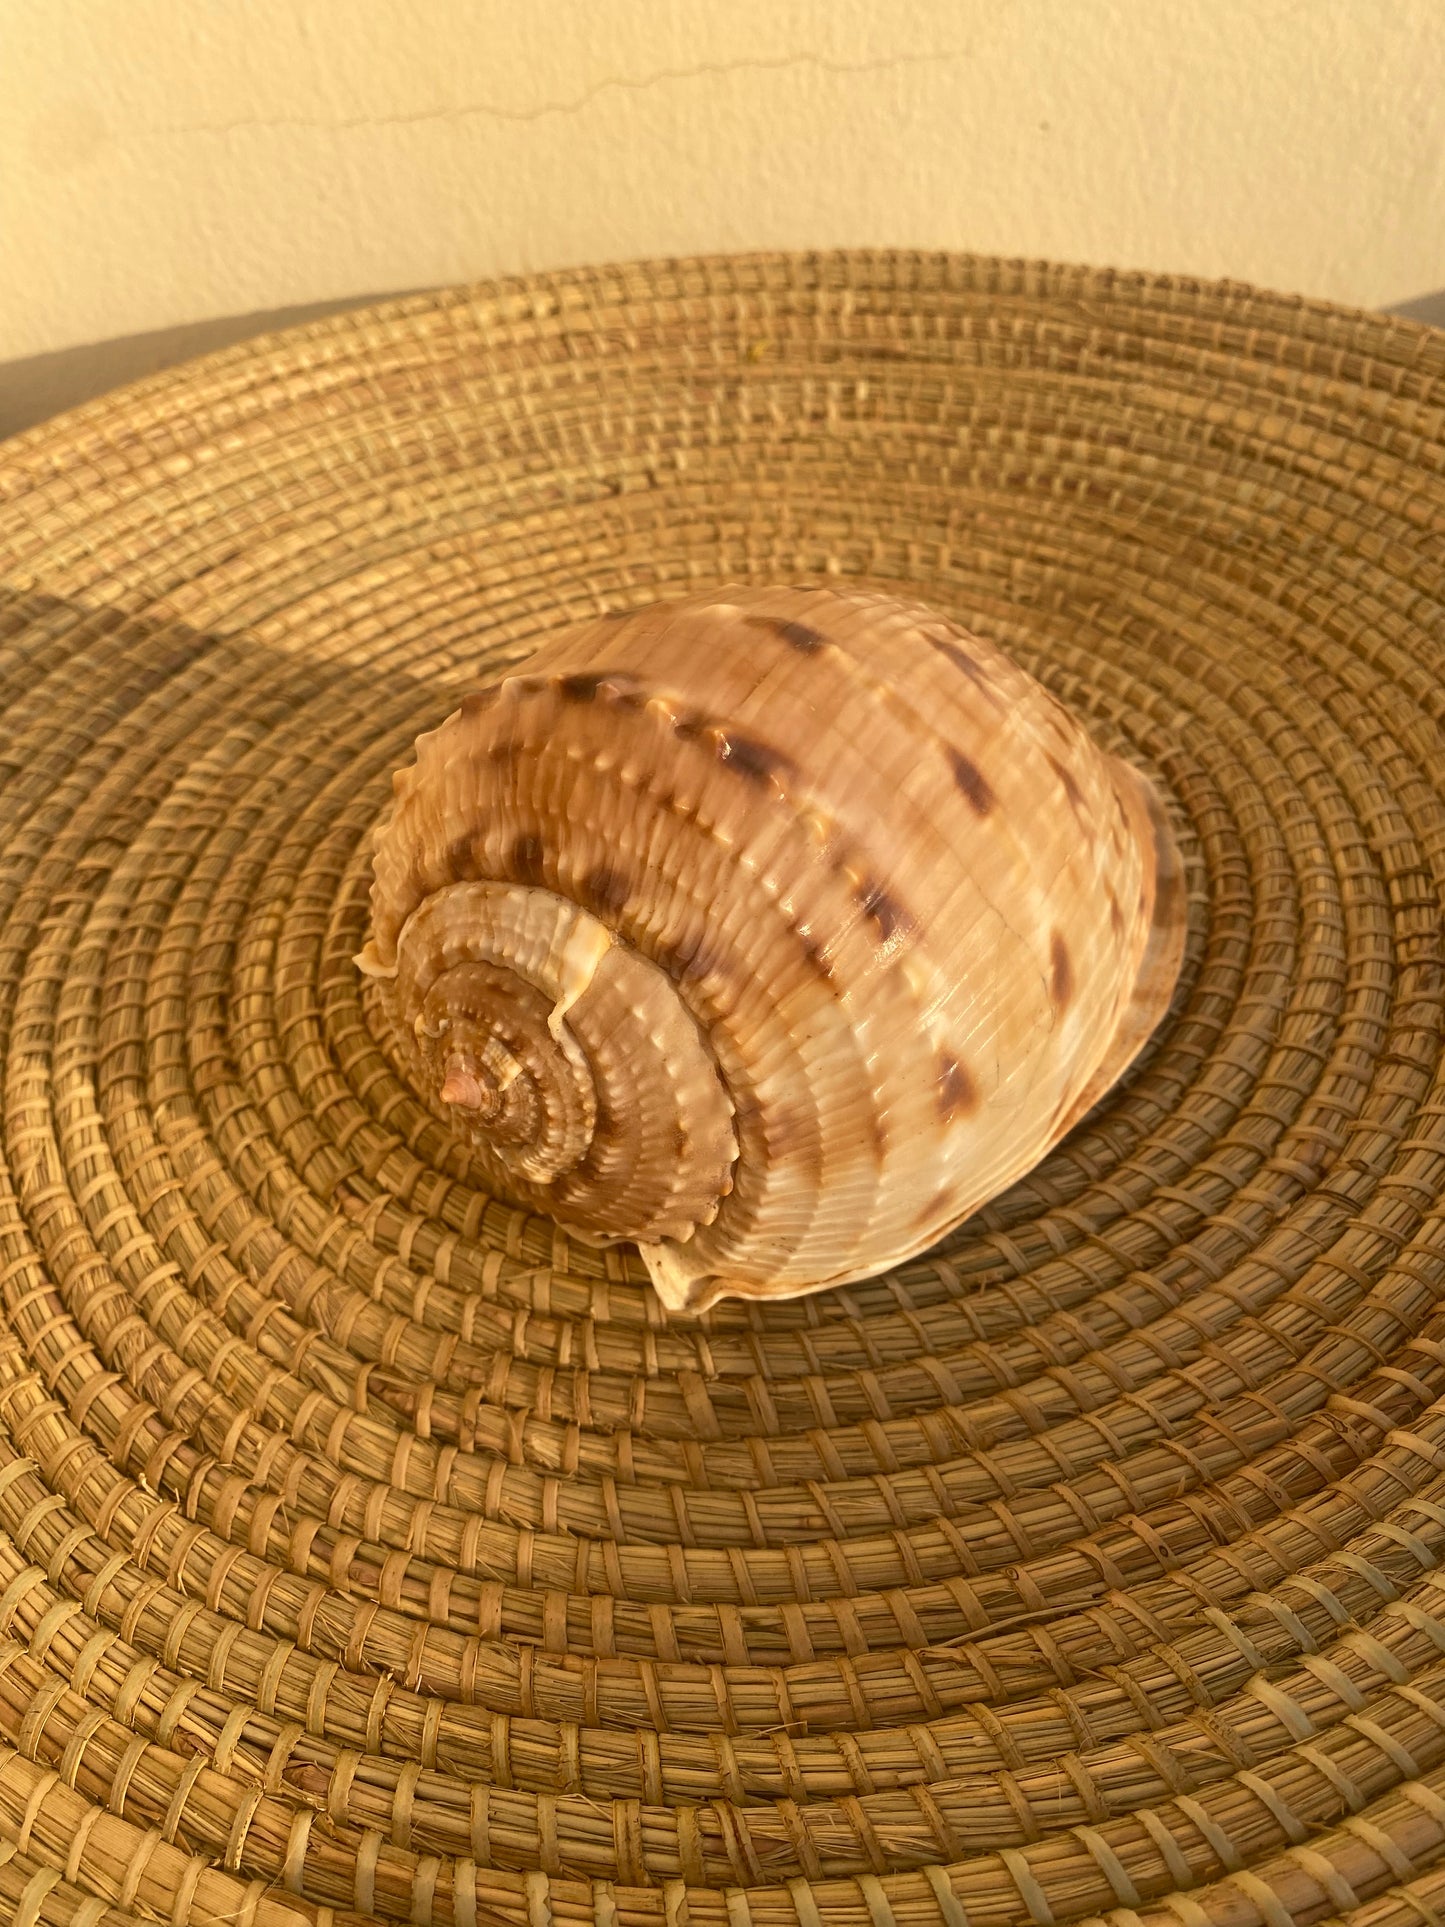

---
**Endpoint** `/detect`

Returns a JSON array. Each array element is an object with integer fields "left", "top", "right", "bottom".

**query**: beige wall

[{"left": 4, "top": 0, "right": 1443, "bottom": 366}]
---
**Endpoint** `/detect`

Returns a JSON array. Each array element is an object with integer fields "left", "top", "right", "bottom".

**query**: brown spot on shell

[
  {"left": 946, "top": 747, "right": 995, "bottom": 815},
  {"left": 510, "top": 833, "right": 545, "bottom": 883},
  {"left": 714, "top": 731, "right": 795, "bottom": 789},
  {"left": 460, "top": 687, "right": 501, "bottom": 720},
  {"left": 930, "top": 634, "right": 999, "bottom": 702},
  {"left": 765, "top": 1110, "right": 810, "bottom": 1157},
  {"left": 582, "top": 865, "right": 630, "bottom": 915},
  {"left": 557, "top": 671, "right": 609, "bottom": 702},
  {"left": 746, "top": 614, "right": 827, "bottom": 655},
  {"left": 658, "top": 930, "right": 728, "bottom": 986},
  {"left": 937, "top": 1055, "right": 979, "bottom": 1121},
  {"left": 556, "top": 668, "right": 645, "bottom": 706},
  {"left": 1108, "top": 891, "right": 1125, "bottom": 940},
  {"left": 798, "top": 929, "right": 841, "bottom": 988},
  {"left": 445, "top": 831, "right": 478, "bottom": 876},
  {"left": 1048, "top": 754, "right": 1088, "bottom": 820},
  {"left": 565, "top": 1141, "right": 609, "bottom": 1186},
  {"left": 1049, "top": 930, "right": 1074, "bottom": 1011},
  {"left": 857, "top": 878, "right": 910, "bottom": 945}
]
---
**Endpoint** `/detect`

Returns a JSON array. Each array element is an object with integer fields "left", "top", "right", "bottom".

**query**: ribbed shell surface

[{"left": 363, "top": 585, "right": 1184, "bottom": 1306}]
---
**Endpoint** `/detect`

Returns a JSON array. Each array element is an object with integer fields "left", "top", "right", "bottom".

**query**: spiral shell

[{"left": 358, "top": 585, "right": 1185, "bottom": 1309}]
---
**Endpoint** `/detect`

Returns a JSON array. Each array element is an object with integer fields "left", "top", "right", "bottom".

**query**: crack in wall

[{"left": 157, "top": 47, "right": 965, "bottom": 139}]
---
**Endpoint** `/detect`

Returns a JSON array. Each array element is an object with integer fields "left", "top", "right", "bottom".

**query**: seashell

[{"left": 357, "top": 586, "right": 1186, "bottom": 1311}]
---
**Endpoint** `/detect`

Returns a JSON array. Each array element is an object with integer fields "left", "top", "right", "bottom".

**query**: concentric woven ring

[{"left": 0, "top": 250, "right": 1443, "bottom": 1927}]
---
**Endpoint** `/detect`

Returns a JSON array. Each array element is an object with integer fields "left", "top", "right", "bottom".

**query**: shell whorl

[
  {"left": 360, "top": 585, "right": 1186, "bottom": 1309},
  {"left": 360, "top": 880, "right": 736, "bottom": 1243}
]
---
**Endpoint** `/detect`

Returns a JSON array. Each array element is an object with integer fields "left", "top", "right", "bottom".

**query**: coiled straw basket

[{"left": 0, "top": 251, "right": 1443, "bottom": 1927}]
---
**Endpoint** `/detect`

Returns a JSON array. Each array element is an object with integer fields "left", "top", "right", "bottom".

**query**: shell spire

[{"left": 361, "top": 586, "right": 1186, "bottom": 1309}]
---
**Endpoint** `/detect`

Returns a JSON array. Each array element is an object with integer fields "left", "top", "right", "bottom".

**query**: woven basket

[{"left": 0, "top": 250, "right": 1443, "bottom": 1927}]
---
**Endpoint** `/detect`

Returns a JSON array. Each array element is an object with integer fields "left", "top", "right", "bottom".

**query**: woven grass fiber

[{"left": 0, "top": 250, "right": 1443, "bottom": 1927}]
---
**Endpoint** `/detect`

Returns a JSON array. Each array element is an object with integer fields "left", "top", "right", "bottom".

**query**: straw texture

[{"left": 0, "top": 249, "right": 1442, "bottom": 1927}]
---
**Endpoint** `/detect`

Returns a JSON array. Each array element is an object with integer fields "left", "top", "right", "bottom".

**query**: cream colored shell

[{"left": 358, "top": 586, "right": 1186, "bottom": 1311}]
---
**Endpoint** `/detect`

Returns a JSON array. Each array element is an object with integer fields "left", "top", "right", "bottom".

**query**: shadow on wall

[
  {"left": 1392, "top": 289, "right": 1445, "bottom": 329},
  {"left": 1, "top": 283, "right": 1443, "bottom": 444}
]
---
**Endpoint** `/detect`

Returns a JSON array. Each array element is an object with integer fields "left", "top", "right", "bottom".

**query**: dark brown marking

[
  {"left": 798, "top": 929, "right": 840, "bottom": 986},
  {"left": 593, "top": 1101, "right": 619, "bottom": 1143},
  {"left": 558, "top": 671, "right": 605, "bottom": 702},
  {"left": 746, "top": 614, "right": 827, "bottom": 655},
  {"left": 673, "top": 712, "right": 707, "bottom": 743},
  {"left": 1048, "top": 754, "right": 1088, "bottom": 818},
  {"left": 1049, "top": 930, "right": 1074, "bottom": 1011},
  {"left": 930, "top": 634, "right": 994, "bottom": 693},
  {"left": 658, "top": 931, "right": 728, "bottom": 985},
  {"left": 765, "top": 1110, "right": 809, "bottom": 1157},
  {"left": 937, "top": 1055, "right": 979, "bottom": 1122},
  {"left": 670, "top": 1122, "right": 690, "bottom": 1158},
  {"left": 566, "top": 1142, "right": 607, "bottom": 1185},
  {"left": 460, "top": 686, "right": 501, "bottom": 720},
  {"left": 715, "top": 731, "right": 795, "bottom": 788},
  {"left": 510, "top": 833, "right": 545, "bottom": 883},
  {"left": 583, "top": 865, "right": 630, "bottom": 915},
  {"left": 488, "top": 740, "right": 522, "bottom": 769},
  {"left": 946, "top": 747, "right": 995, "bottom": 815},
  {"left": 445, "top": 832, "right": 479, "bottom": 877},
  {"left": 558, "top": 666, "right": 643, "bottom": 705},
  {"left": 1108, "top": 890, "right": 1125, "bottom": 940},
  {"left": 857, "top": 878, "right": 910, "bottom": 944}
]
